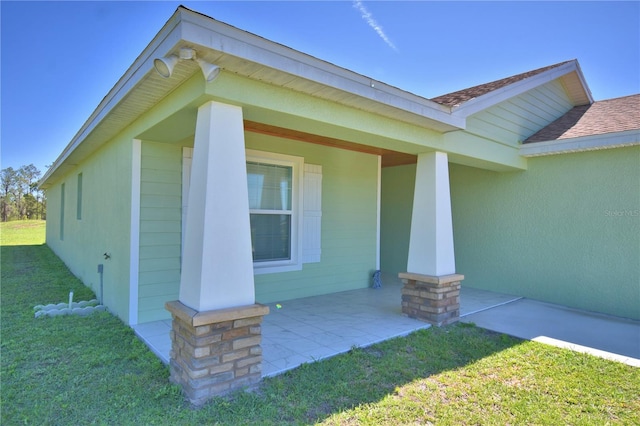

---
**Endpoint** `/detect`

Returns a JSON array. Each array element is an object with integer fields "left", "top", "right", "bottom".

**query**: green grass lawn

[{"left": 1, "top": 220, "right": 639, "bottom": 425}]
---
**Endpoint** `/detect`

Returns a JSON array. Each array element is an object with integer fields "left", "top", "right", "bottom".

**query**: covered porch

[
  {"left": 133, "top": 277, "right": 520, "bottom": 377},
  {"left": 147, "top": 100, "right": 471, "bottom": 403}
]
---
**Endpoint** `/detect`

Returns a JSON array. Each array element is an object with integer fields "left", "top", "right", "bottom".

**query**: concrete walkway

[
  {"left": 461, "top": 297, "right": 640, "bottom": 367},
  {"left": 134, "top": 283, "right": 639, "bottom": 372}
]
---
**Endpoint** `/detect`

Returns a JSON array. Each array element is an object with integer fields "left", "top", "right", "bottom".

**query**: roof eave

[
  {"left": 177, "top": 8, "right": 461, "bottom": 129},
  {"left": 520, "top": 129, "right": 640, "bottom": 157},
  {"left": 40, "top": 7, "right": 464, "bottom": 188},
  {"left": 39, "top": 8, "right": 186, "bottom": 189}
]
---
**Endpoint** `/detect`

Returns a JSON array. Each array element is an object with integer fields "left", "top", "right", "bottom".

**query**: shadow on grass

[
  {"left": 1, "top": 243, "right": 171, "bottom": 424},
  {"left": 1, "top": 242, "right": 523, "bottom": 425},
  {"left": 212, "top": 323, "right": 523, "bottom": 424},
  {"left": 0, "top": 244, "right": 95, "bottom": 312}
]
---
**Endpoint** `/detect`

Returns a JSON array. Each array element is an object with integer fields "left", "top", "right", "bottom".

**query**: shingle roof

[
  {"left": 431, "top": 61, "right": 574, "bottom": 108},
  {"left": 524, "top": 94, "right": 640, "bottom": 143}
]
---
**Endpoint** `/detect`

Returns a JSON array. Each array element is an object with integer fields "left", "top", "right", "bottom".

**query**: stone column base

[
  {"left": 165, "top": 301, "right": 269, "bottom": 406},
  {"left": 399, "top": 272, "right": 464, "bottom": 326}
]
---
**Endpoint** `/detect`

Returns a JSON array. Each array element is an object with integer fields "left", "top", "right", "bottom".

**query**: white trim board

[
  {"left": 128, "top": 139, "right": 142, "bottom": 326},
  {"left": 520, "top": 129, "right": 640, "bottom": 157},
  {"left": 376, "top": 155, "right": 381, "bottom": 271}
]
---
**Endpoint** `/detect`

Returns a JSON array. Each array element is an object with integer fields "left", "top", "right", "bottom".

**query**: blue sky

[{"left": 2, "top": 1, "right": 639, "bottom": 175}]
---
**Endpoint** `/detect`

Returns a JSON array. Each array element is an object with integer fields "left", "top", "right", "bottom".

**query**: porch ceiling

[
  {"left": 137, "top": 110, "right": 419, "bottom": 168},
  {"left": 244, "top": 121, "right": 417, "bottom": 168}
]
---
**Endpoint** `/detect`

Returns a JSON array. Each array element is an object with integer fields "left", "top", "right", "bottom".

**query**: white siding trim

[
  {"left": 520, "top": 130, "right": 640, "bottom": 157},
  {"left": 376, "top": 155, "right": 381, "bottom": 270},
  {"left": 303, "top": 163, "right": 322, "bottom": 264},
  {"left": 128, "top": 139, "right": 142, "bottom": 326}
]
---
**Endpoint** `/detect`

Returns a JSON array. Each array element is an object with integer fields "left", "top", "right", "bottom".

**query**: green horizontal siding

[
  {"left": 139, "top": 232, "right": 181, "bottom": 247},
  {"left": 139, "top": 207, "right": 181, "bottom": 221},
  {"left": 134, "top": 134, "right": 379, "bottom": 320},
  {"left": 246, "top": 132, "right": 378, "bottom": 304},
  {"left": 140, "top": 194, "right": 181, "bottom": 208},
  {"left": 139, "top": 244, "right": 181, "bottom": 260},
  {"left": 139, "top": 269, "right": 181, "bottom": 285},
  {"left": 137, "top": 141, "right": 182, "bottom": 323}
]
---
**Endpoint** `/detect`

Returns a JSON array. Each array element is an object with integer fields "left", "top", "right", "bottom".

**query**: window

[
  {"left": 181, "top": 148, "right": 321, "bottom": 274},
  {"left": 76, "top": 173, "right": 83, "bottom": 220},
  {"left": 246, "top": 150, "right": 303, "bottom": 273}
]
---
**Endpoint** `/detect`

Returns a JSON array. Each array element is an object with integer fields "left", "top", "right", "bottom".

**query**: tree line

[{"left": 1, "top": 164, "right": 47, "bottom": 221}]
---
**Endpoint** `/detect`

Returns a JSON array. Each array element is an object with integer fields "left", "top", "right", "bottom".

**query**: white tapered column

[
  {"left": 402, "top": 151, "right": 461, "bottom": 326},
  {"left": 407, "top": 151, "right": 456, "bottom": 276},
  {"left": 179, "top": 101, "right": 255, "bottom": 311}
]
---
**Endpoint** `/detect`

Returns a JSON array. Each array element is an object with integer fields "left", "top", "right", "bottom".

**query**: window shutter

[{"left": 302, "top": 164, "right": 322, "bottom": 263}]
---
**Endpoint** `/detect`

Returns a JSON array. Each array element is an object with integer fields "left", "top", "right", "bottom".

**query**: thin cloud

[{"left": 353, "top": 0, "right": 398, "bottom": 52}]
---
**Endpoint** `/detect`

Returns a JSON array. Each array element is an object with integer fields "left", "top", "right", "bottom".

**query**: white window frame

[{"left": 246, "top": 149, "right": 304, "bottom": 274}]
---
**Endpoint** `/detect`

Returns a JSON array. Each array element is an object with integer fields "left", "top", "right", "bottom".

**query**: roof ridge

[{"left": 431, "top": 60, "right": 575, "bottom": 108}]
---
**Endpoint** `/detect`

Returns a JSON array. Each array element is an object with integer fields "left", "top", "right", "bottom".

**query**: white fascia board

[
  {"left": 40, "top": 11, "right": 186, "bottom": 188},
  {"left": 520, "top": 129, "right": 640, "bottom": 157},
  {"left": 451, "top": 61, "right": 589, "bottom": 119},
  {"left": 571, "top": 60, "right": 595, "bottom": 104},
  {"left": 40, "top": 6, "right": 463, "bottom": 189},
  {"left": 178, "top": 9, "right": 462, "bottom": 129}
]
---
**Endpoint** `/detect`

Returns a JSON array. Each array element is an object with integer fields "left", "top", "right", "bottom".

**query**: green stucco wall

[
  {"left": 45, "top": 136, "right": 134, "bottom": 322},
  {"left": 379, "top": 146, "right": 640, "bottom": 320},
  {"left": 449, "top": 146, "right": 639, "bottom": 320}
]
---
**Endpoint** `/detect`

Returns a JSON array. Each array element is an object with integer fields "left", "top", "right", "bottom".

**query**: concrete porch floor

[{"left": 133, "top": 276, "right": 521, "bottom": 377}]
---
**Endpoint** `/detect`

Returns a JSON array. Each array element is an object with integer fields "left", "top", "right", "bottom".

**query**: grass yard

[{"left": 1, "top": 220, "right": 639, "bottom": 425}]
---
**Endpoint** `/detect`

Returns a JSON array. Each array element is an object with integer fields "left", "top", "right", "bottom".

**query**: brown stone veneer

[
  {"left": 399, "top": 272, "right": 464, "bottom": 326},
  {"left": 165, "top": 301, "right": 269, "bottom": 406}
]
